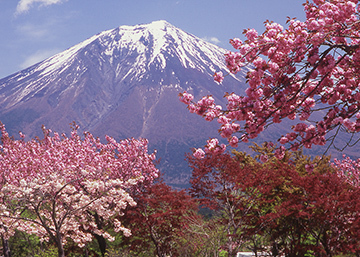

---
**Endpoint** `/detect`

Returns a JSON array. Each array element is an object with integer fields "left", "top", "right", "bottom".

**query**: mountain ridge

[{"left": 0, "top": 20, "right": 249, "bottom": 186}]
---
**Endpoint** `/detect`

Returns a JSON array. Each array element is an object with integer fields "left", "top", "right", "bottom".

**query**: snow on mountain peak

[
  {"left": 0, "top": 21, "right": 242, "bottom": 110},
  {"left": 146, "top": 20, "right": 171, "bottom": 30},
  {"left": 33, "top": 20, "right": 229, "bottom": 79}
]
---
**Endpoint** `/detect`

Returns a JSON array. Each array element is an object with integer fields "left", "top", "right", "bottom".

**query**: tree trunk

[
  {"left": 94, "top": 233, "right": 107, "bottom": 257},
  {"left": 1, "top": 235, "right": 11, "bottom": 257},
  {"left": 55, "top": 234, "right": 65, "bottom": 257},
  {"left": 84, "top": 247, "right": 89, "bottom": 257},
  {"left": 149, "top": 225, "right": 164, "bottom": 257},
  {"left": 57, "top": 246, "right": 65, "bottom": 257},
  {"left": 271, "top": 241, "right": 279, "bottom": 257},
  {"left": 92, "top": 212, "right": 107, "bottom": 257}
]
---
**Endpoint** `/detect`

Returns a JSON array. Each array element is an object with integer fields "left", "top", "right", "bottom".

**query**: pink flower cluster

[
  {"left": 333, "top": 154, "right": 360, "bottom": 188},
  {"left": 213, "top": 71, "right": 224, "bottom": 83},
  {"left": 193, "top": 138, "right": 227, "bottom": 159},
  {"left": 180, "top": 0, "right": 360, "bottom": 155},
  {"left": 0, "top": 124, "right": 158, "bottom": 248}
]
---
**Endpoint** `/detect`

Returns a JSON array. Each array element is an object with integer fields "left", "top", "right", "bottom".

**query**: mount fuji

[{"left": 0, "top": 20, "right": 249, "bottom": 186}]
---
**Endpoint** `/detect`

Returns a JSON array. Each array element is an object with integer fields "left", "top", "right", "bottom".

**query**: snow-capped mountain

[{"left": 0, "top": 20, "right": 248, "bottom": 186}]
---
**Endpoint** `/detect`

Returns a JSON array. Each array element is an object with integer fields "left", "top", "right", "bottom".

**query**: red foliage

[
  {"left": 120, "top": 175, "right": 198, "bottom": 257},
  {"left": 188, "top": 148, "right": 360, "bottom": 256},
  {"left": 188, "top": 151, "right": 262, "bottom": 256}
]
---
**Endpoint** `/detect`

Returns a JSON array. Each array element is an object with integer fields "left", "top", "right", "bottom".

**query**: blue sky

[{"left": 0, "top": 0, "right": 305, "bottom": 79}]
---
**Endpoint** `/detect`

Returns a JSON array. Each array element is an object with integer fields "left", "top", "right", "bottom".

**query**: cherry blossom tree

[
  {"left": 180, "top": 0, "right": 360, "bottom": 155},
  {"left": 0, "top": 123, "right": 158, "bottom": 257},
  {"left": 333, "top": 154, "right": 360, "bottom": 187}
]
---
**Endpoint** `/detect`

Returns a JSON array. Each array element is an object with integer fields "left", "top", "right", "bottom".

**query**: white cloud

[
  {"left": 15, "top": 0, "right": 67, "bottom": 14},
  {"left": 202, "top": 36, "right": 221, "bottom": 45},
  {"left": 20, "top": 48, "right": 60, "bottom": 69},
  {"left": 17, "top": 23, "right": 49, "bottom": 39}
]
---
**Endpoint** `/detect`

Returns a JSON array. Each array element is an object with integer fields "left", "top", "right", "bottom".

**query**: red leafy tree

[
  {"left": 180, "top": 0, "right": 360, "bottom": 155},
  {"left": 189, "top": 145, "right": 360, "bottom": 256},
  {"left": 250, "top": 150, "right": 360, "bottom": 256},
  {"left": 188, "top": 151, "right": 265, "bottom": 257},
  {"left": 120, "top": 175, "right": 198, "bottom": 257},
  {"left": 0, "top": 124, "right": 158, "bottom": 257}
]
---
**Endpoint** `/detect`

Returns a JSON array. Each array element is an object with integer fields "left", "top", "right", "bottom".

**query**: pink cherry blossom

[
  {"left": 279, "top": 136, "right": 289, "bottom": 145},
  {"left": 179, "top": 91, "right": 194, "bottom": 104},
  {"left": 333, "top": 154, "right": 360, "bottom": 188},
  {"left": 213, "top": 71, "right": 224, "bottom": 83},
  {"left": 229, "top": 136, "right": 239, "bottom": 147},
  {"left": 0, "top": 124, "right": 158, "bottom": 256},
  {"left": 181, "top": 0, "right": 360, "bottom": 154},
  {"left": 230, "top": 38, "right": 242, "bottom": 49},
  {"left": 193, "top": 148, "right": 205, "bottom": 159}
]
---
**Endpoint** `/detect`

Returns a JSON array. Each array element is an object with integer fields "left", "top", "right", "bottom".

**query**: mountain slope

[{"left": 0, "top": 20, "right": 249, "bottom": 186}]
